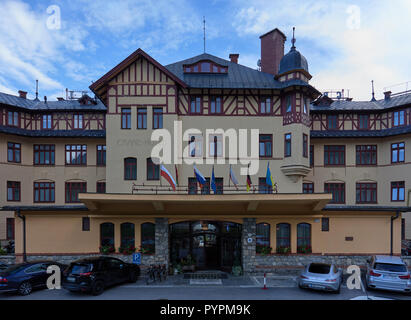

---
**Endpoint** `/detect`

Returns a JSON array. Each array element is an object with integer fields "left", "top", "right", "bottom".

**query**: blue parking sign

[{"left": 132, "top": 253, "right": 141, "bottom": 265}]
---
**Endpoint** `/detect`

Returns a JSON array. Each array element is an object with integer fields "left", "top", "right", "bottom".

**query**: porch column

[
  {"left": 155, "top": 218, "right": 169, "bottom": 266},
  {"left": 242, "top": 218, "right": 256, "bottom": 274}
]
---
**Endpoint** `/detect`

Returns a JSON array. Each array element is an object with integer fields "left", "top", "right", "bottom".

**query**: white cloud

[{"left": 232, "top": 0, "right": 411, "bottom": 100}]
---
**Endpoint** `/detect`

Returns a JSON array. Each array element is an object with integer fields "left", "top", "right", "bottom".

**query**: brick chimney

[
  {"left": 229, "top": 53, "right": 239, "bottom": 64},
  {"left": 384, "top": 91, "right": 391, "bottom": 100},
  {"left": 259, "top": 28, "right": 286, "bottom": 75},
  {"left": 18, "top": 90, "right": 27, "bottom": 99}
]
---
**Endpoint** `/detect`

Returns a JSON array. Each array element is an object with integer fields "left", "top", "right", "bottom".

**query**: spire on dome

[{"left": 291, "top": 27, "right": 296, "bottom": 49}]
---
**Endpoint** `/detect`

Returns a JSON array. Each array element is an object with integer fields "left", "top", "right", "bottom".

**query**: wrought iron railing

[{"left": 131, "top": 183, "right": 278, "bottom": 195}]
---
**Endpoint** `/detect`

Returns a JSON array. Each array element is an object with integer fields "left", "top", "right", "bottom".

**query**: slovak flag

[
  {"left": 193, "top": 164, "right": 206, "bottom": 186},
  {"left": 160, "top": 165, "right": 177, "bottom": 191}
]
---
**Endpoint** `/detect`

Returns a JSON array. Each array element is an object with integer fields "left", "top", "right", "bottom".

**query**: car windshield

[
  {"left": 308, "top": 264, "right": 331, "bottom": 274},
  {"left": 374, "top": 263, "right": 407, "bottom": 273},
  {"left": 70, "top": 263, "right": 92, "bottom": 274}
]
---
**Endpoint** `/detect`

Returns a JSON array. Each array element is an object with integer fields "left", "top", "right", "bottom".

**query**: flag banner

[
  {"left": 175, "top": 165, "right": 179, "bottom": 186},
  {"left": 160, "top": 165, "right": 177, "bottom": 191},
  {"left": 211, "top": 166, "right": 217, "bottom": 193},
  {"left": 229, "top": 165, "right": 239, "bottom": 187},
  {"left": 246, "top": 164, "right": 252, "bottom": 192},
  {"left": 194, "top": 165, "right": 206, "bottom": 186},
  {"left": 266, "top": 162, "right": 274, "bottom": 188}
]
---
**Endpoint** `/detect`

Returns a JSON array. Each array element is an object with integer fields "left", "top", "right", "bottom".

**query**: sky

[{"left": 0, "top": 0, "right": 410, "bottom": 101}]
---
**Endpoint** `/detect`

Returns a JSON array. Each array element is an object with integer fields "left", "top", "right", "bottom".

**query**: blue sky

[{"left": 0, "top": 0, "right": 410, "bottom": 101}]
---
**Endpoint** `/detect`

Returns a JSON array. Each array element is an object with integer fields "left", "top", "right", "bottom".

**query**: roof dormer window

[{"left": 184, "top": 60, "right": 228, "bottom": 74}]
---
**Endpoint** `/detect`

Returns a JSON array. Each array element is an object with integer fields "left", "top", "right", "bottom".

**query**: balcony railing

[{"left": 131, "top": 183, "right": 279, "bottom": 195}]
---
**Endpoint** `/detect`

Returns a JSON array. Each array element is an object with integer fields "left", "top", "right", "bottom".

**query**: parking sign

[{"left": 132, "top": 253, "right": 141, "bottom": 265}]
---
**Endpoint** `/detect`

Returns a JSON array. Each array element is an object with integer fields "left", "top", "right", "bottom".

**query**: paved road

[{"left": 1, "top": 283, "right": 410, "bottom": 300}]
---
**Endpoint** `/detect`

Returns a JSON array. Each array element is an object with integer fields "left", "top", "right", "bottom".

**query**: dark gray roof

[
  {"left": 311, "top": 125, "right": 411, "bottom": 138},
  {"left": 278, "top": 46, "right": 309, "bottom": 75},
  {"left": 165, "top": 53, "right": 284, "bottom": 89},
  {"left": 0, "top": 125, "right": 105, "bottom": 138},
  {"left": 0, "top": 92, "right": 106, "bottom": 111},
  {"left": 311, "top": 92, "right": 411, "bottom": 112}
]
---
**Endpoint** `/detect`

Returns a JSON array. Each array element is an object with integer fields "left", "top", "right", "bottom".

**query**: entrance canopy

[{"left": 79, "top": 193, "right": 332, "bottom": 215}]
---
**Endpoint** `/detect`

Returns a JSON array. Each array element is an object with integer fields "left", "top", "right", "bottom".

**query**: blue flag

[
  {"left": 193, "top": 165, "right": 206, "bottom": 186},
  {"left": 211, "top": 166, "right": 217, "bottom": 193},
  {"left": 266, "top": 162, "right": 273, "bottom": 187}
]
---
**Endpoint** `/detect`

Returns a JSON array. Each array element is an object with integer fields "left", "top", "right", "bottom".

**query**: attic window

[{"left": 184, "top": 60, "right": 228, "bottom": 74}]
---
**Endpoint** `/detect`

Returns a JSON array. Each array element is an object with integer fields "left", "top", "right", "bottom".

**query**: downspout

[
  {"left": 16, "top": 209, "right": 27, "bottom": 262},
  {"left": 390, "top": 210, "right": 400, "bottom": 256}
]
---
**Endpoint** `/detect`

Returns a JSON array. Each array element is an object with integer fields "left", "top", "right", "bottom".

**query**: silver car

[
  {"left": 366, "top": 255, "right": 411, "bottom": 293},
  {"left": 298, "top": 262, "right": 343, "bottom": 293}
]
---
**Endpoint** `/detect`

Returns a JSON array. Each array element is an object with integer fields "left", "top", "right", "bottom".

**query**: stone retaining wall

[{"left": 0, "top": 255, "right": 16, "bottom": 265}]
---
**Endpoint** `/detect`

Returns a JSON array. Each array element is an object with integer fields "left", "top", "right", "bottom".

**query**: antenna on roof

[
  {"left": 203, "top": 16, "right": 206, "bottom": 53},
  {"left": 34, "top": 80, "right": 39, "bottom": 101},
  {"left": 291, "top": 27, "right": 296, "bottom": 49},
  {"left": 371, "top": 80, "right": 376, "bottom": 101}
]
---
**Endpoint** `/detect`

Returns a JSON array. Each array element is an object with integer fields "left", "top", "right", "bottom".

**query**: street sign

[{"left": 132, "top": 253, "right": 141, "bottom": 265}]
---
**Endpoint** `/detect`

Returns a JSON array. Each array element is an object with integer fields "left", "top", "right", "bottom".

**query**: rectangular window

[
  {"left": 303, "top": 183, "right": 314, "bottom": 194},
  {"left": 96, "top": 182, "right": 106, "bottom": 194},
  {"left": 190, "top": 96, "right": 202, "bottom": 114},
  {"left": 309, "top": 145, "right": 314, "bottom": 167},
  {"left": 188, "top": 177, "right": 198, "bottom": 194},
  {"left": 201, "top": 178, "right": 211, "bottom": 195},
  {"left": 260, "top": 96, "right": 271, "bottom": 114},
  {"left": 147, "top": 158, "right": 160, "bottom": 180},
  {"left": 324, "top": 145, "right": 345, "bottom": 166},
  {"left": 96, "top": 145, "right": 106, "bottom": 166},
  {"left": 121, "top": 108, "right": 131, "bottom": 129},
  {"left": 259, "top": 134, "right": 272, "bottom": 158},
  {"left": 137, "top": 108, "right": 147, "bottom": 129},
  {"left": 189, "top": 135, "right": 203, "bottom": 157},
  {"left": 358, "top": 114, "right": 369, "bottom": 130},
  {"left": 65, "top": 182, "right": 86, "bottom": 203},
  {"left": 7, "top": 111, "right": 19, "bottom": 127},
  {"left": 391, "top": 142, "right": 405, "bottom": 163},
  {"left": 65, "top": 145, "right": 87, "bottom": 165},
  {"left": 324, "top": 183, "right": 345, "bottom": 204},
  {"left": 391, "top": 181, "right": 405, "bottom": 202},
  {"left": 6, "top": 218, "right": 15, "bottom": 240},
  {"left": 258, "top": 177, "right": 273, "bottom": 194},
  {"left": 321, "top": 218, "right": 329, "bottom": 232},
  {"left": 7, "top": 181, "right": 20, "bottom": 201},
  {"left": 327, "top": 115, "right": 338, "bottom": 130},
  {"left": 356, "top": 145, "right": 377, "bottom": 165},
  {"left": 153, "top": 108, "right": 163, "bottom": 129},
  {"left": 73, "top": 114, "right": 84, "bottom": 129},
  {"left": 284, "top": 133, "right": 292, "bottom": 157},
  {"left": 285, "top": 96, "right": 292, "bottom": 113},
  {"left": 210, "top": 96, "right": 222, "bottom": 114},
  {"left": 82, "top": 217, "right": 90, "bottom": 231},
  {"left": 34, "top": 182, "right": 55, "bottom": 203},
  {"left": 356, "top": 183, "right": 377, "bottom": 203},
  {"left": 303, "top": 134, "right": 308, "bottom": 158},
  {"left": 209, "top": 134, "right": 223, "bottom": 157},
  {"left": 124, "top": 158, "right": 137, "bottom": 180},
  {"left": 393, "top": 110, "right": 405, "bottom": 127},
  {"left": 7, "top": 142, "right": 21, "bottom": 163},
  {"left": 34, "top": 144, "right": 55, "bottom": 165},
  {"left": 42, "top": 114, "right": 52, "bottom": 129},
  {"left": 215, "top": 178, "right": 224, "bottom": 194}
]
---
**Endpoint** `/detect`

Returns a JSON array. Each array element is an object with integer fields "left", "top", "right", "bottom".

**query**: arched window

[
  {"left": 141, "top": 222, "right": 155, "bottom": 254},
  {"left": 276, "top": 223, "right": 291, "bottom": 253},
  {"left": 121, "top": 222, "right": 135, "bottom": 248},
  {"left": 297, "top": 223, "right": 312, "bottom": 253},
  {"left": 256, "top": 223, "right": 270, "bottom": 254},
  {"left": 124, "top": 157, "right": 137, "bottom": 180},
  {"left": 100, "top": 222, "right": 114, "bottom": 248}
]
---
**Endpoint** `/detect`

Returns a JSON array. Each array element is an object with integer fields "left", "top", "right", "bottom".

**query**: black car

[
  {"left": 0, "top": 260, "right": 67, "bottom": 295},
  {"left": 62, "top": 256, "right": 140, "bottom": 295}
]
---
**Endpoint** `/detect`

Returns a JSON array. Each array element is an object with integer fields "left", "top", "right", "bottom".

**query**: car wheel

[
  {"left": 91, "top": 280, "right": 104, "bottom": 296},
  {"left": 18, "top": 281, "right": 33, "bottom": 296},
  {"left": 128, "top": 270, "right": 138, "bottom": 283},
  {"left": 334, "top": 285, "right": 341, "bottom": 294}
]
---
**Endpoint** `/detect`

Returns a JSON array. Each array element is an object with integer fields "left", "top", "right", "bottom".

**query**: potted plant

[
  {"left": 297, "top": 245, "right": 312, "bottom": 254},
  {"left": 181, "top": 255, "right": 196, "bottom": 272},
  {"left": 118, "top": 244, "right": 136, "bottom": 255},
  {"left": 256, "top": 245, "right": 272, "bottom": 255},
  {"left": 231, "top": 265, "right": 242, "bottom": 276},
  {"left": 99, "top": 245, "right": 115, "bottom": 254},
  {"left": 276, "top": 246, "right": 291, "bottom": 254},
  {"left": 139, "top": 244, "right": 154, "bottom": 255}
]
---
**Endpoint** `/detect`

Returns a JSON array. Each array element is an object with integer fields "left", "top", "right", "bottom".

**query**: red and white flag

[{"left": 161, "top": 165, "right": 177, "bottom": 191}]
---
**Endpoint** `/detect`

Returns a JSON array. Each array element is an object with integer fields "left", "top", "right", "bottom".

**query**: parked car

[
  {"left": 401, "top": 240, "right": 411, "bottom": 256},
  {"left": 62, "top": 256, "right": 140, "bottom": 295},
  {"left": 0, "top": 260, "right": 67, "bottom": 295},
  {"left": 366, "top": 255, "right": 411, "bottom": 293},
  {"left": 298, "top": 262, "right": 343, "bottom": 293}
]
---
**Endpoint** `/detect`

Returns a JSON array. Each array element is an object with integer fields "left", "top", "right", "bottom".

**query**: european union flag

[{"left": 211, "top": 166, "right": 217, "bottom": 193}]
